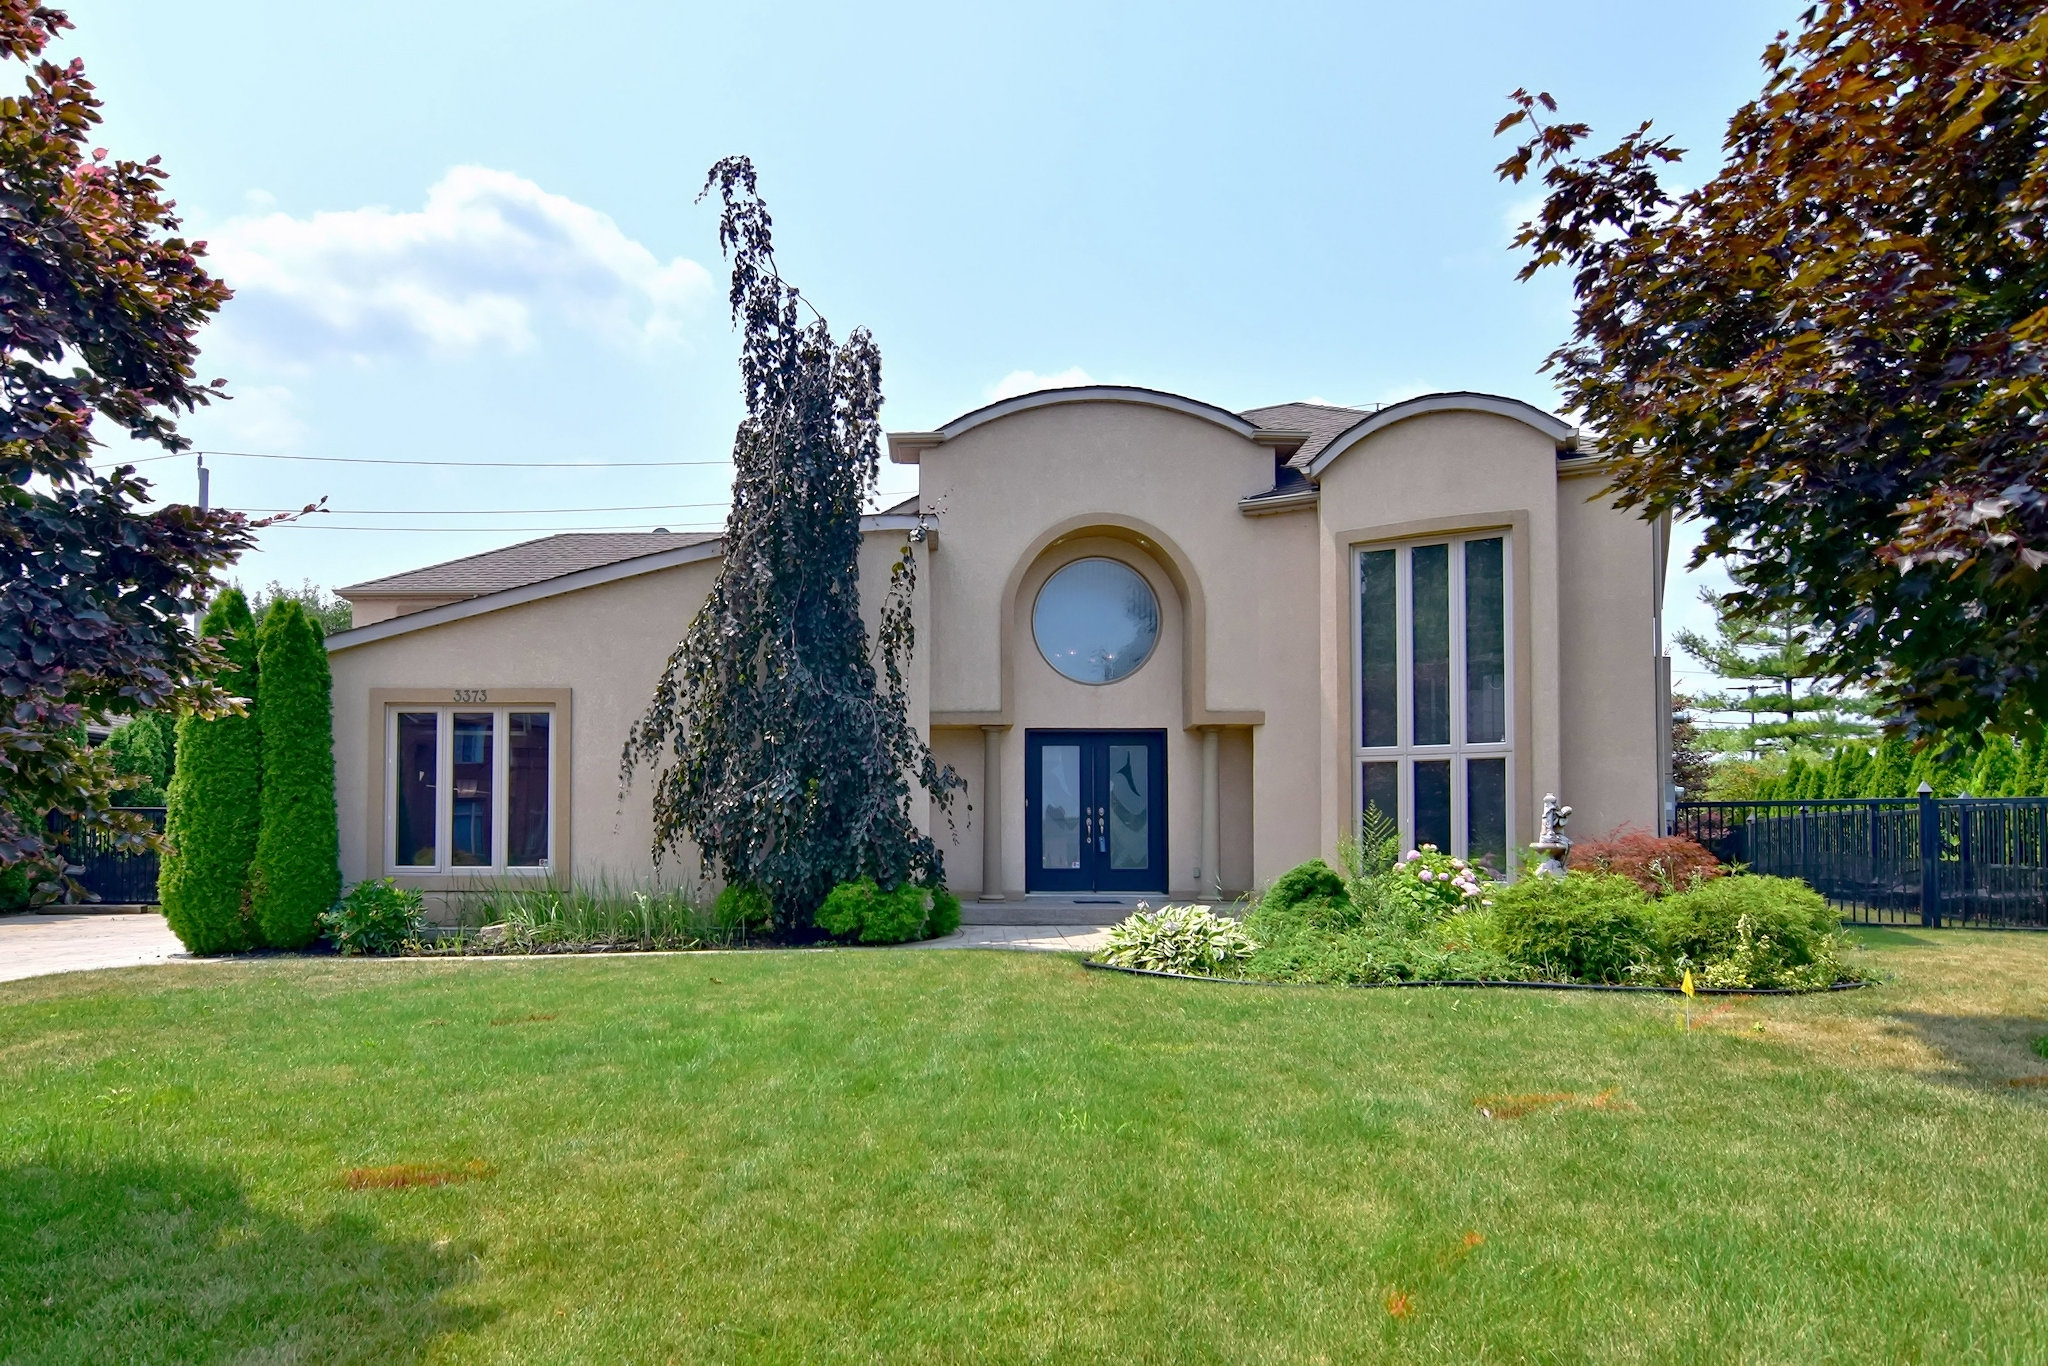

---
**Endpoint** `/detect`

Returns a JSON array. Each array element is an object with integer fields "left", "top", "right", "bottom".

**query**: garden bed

[
  {"left": 1081, "top": 959, "right": 1872, "bottom": 994},
  {"left": 1092, "top": 832, "right": 1879, "bottom": 994}
]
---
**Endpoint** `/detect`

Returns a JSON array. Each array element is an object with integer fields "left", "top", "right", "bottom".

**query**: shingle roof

[
  {"left": 1240, "top": 401, "right": 1371, "bottom": 469},
  {"left": 338, "top": 532, "right": 721, "bottom": 599}
]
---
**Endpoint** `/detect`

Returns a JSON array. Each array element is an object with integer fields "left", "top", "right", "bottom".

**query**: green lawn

[{"left": 3, "top": 932, "right": 2046, "bottom": 1363}]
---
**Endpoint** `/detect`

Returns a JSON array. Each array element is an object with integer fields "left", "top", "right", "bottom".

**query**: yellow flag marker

[
  {"left": 1680, "top": 968, "right": 1695, "bottom": 1031},
  {"left": 1681, "top": 968, "right": 1695, "bottom": 998}
]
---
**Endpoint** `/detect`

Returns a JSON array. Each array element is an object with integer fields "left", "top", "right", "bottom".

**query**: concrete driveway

[{"left": 0, "top": 911, "right": 190, "bottom": 984}]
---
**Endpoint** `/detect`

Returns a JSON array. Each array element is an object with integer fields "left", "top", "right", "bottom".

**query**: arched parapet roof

[
  {"left": 888, "top": 385, "right": 1261, "bottom": 463},
  {"left": 1301, "top": 391, "right": 1578, "bottom": 479}
]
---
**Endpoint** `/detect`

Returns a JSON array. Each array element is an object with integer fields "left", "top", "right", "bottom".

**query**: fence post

[{"left": 1918, "top": 781, "right": 1941, "bottom": 928}]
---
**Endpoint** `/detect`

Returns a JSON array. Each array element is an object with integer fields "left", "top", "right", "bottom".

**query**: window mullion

[{"left": 437, "top": 707, "right": 452, "bottom": 872}]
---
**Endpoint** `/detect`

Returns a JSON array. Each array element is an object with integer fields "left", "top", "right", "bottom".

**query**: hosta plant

[{"left": 1098, "top": 904, "right": 1258, "bottom": 976}]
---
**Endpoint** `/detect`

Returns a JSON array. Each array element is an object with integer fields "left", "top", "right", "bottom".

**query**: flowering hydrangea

[{"left": 1392, "top": 844, "right": 1496, "bottom": 915}]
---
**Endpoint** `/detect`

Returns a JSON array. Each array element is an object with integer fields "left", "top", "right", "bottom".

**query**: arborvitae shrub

[
  {"left": 159, "top": 590, "right": 263, "bottom": 954},
  {"left": 250, "top": 601, "right": 339, "bottom": 949},
  {"left": 106, "top": 710, "right": 176, "bottom": 806},
  {"left": 1655, "top": 874, "right": 1839, "bottom": 972}
]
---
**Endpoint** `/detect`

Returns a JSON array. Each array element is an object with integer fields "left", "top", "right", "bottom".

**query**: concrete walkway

[
  {"left": 0, "top": 912, "right": 1110, "bottom": 986},
  {"left": 0, "top": 911, "right": 190, "bottom": 984}
]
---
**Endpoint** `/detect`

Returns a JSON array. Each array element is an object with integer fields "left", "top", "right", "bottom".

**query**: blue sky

[{"left": 73, "top": 0, "right": 1797, "bottom": 683}]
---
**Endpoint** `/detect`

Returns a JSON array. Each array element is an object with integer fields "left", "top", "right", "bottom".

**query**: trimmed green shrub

[
  {"left": 713, "top": 882, "right": 772, "bottom": 931},
  {"left": 1655, "top": 874, "right": 1845, "bottom": 987},
  {"left": 1100, "top": 904, "right": 1258, "bottom": 975},
  {"left": 250, "top": 601, "right": 340, "bottom": 949},
  {"left": 814, "top": 879, "right": 934, "bottom": 944},
  {"left": 1263, "top": 859, "right": 1347, "bottom": 912},
  {"left": 159, "top": 590, "right": 263, "bottom": 955},
  {"left": 321, "top": 879, "right": 425, "bottom": 955},
  {"left": 927, "top": 886, "right": 962, "bottom": 937},
  {"left": 1485, "top": 873, "right": 1658, "bottom": 983}
]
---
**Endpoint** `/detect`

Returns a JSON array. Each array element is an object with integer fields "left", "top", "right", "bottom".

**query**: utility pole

[{"left": 191, "top": 453, "right": 210, "bottom": 633}]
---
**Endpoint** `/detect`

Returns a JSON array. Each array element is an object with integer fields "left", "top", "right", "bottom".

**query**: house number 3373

[{"left": 452, "top": 689, "right": 489, "bottom": 703}]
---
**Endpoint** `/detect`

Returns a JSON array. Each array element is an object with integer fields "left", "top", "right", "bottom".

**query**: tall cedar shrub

[
  {"left": 250, "top": 600, "right": 339, "bottom": 948},
  {"left": 159, "top": 590, "right": 262, "bottom": 953},
  {"left": 621, "top": 158, "right": 961, "bottom": 930}
]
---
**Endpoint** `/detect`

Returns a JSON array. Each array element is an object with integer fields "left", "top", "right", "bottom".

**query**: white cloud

[
  {"left": 987, "top": 366, "right": 1095, "bottom": 401},
  {"left": 205, "top": 166, "right": 714, "bottom": 362}
]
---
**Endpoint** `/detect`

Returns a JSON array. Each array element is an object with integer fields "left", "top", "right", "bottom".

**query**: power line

[
  {"left": 261, "top": 523, "right": 727, "bottom": 533},
  {"left": 195, "top": 448, "right": 732, "bottom": 469},
  {"left": 229, "top": 501, "right": 734, "bottom": 515}
]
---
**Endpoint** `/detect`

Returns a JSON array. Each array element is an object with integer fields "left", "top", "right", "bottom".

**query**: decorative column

[
  {"left": 980, "top": 726, "right": 1006, "bottom": 901},
  {"left": 1200, "top": 728, "right": 1221, "bottom": 901}
]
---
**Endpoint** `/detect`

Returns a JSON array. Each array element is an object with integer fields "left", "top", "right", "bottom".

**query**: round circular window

[{"left": 1032, "top": 557, "right": 1161, "bottom": 685}]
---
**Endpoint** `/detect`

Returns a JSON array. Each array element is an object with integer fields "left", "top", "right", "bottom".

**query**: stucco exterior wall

[
  {"left": 1556, "top": 465, "right": 1666, "bottom": 838},
  {"left": 915, "top": 400, "right": 1299, "bottom": 897},
  {"left": 326, "top": 531, "right": 925, "bottom": 911},
  {"left": 1312, "top": 410, "right": 1566, "bottom": 859},
  {"left": 324, "top": 390, "right": 1666, "bottom": 916}
]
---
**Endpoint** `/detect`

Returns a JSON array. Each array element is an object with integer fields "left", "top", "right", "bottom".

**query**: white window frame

[
  {"left": 383, "top": 705, "right": 556, "bottom": 876},
  {"left": 1352, "top": 533, "right": 1514, "bottom": 865}
]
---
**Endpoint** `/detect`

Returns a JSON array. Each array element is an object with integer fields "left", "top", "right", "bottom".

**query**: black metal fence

[
  {"left": 62, "top": 807, "right": 167, "bottom": 905},
  {"left": 1673, "top": 794, "right": 2048, "bottom": 928}
]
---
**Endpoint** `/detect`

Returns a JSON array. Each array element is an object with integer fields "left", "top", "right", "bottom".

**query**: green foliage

[
  {"left": 104, "top": 711, "right": 175, "bottom": 806},
  {"left": 1499, "top": 7, "right": 2048, "bottom": 744},
  {"left": 927, "top": 886, "right": 962, "bottom": 938},
  {"left": 250, "top": 601, "right": 339, "bottom": 950},
  {"left": 1383, "top": 845, "right": 1491, "bottom": 928},
  {"left": 1969, "top": 739, "right": 2021, "bottom": 798},
  {"left": 319, "top": 879, "right": 425, "bottom": 956},
  {"left": 159, "top": 591, "right": 263, "bottom": 955},
  {"left": 466, "top": 878, "right": 717, "bottom": 950},
  {"left": 1655, "top": 875, "right": 1847, "bottom": 989},
  {"left": 1484, "top": 873, "right": 1658, "bottom": 984},
  {"left": 2033, "top": 1033, "right": 2048, "bottom": 1062},
  {"left": 250, "top": 579, "right": 353, "bottom": 636},
  {"left": 814, "top": 879, "right": 937, "bottom": 945},
  {"left": 1863, "top": 736, "right": 1915, "bottom": 798},
  {"left": 1263, "top": 858, "right": 1348, "bottom": 912},
  {"left": 713, "top": 882, "right": 772, "bottom": 932},
  {"left": 0, "top": 7, "right": 250, "bottom": 892},
  {"left": 1704, "top": 756, "right": 1785, "bottom": 801},
  {"left": 620, "top": 157, "right": 960, "bottom": 930},
  {"left": 1099, "top": 904, "right": 1259, "bottom": 975}
]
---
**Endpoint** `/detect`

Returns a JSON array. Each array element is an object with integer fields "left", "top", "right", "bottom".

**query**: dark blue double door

[{"left": 1025, "top": 730, "right": 1167, "bottom": 894}]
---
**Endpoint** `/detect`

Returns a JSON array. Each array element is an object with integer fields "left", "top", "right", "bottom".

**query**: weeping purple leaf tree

[{"left": 621, "top": 157, "right": 962, "bottom": 933}]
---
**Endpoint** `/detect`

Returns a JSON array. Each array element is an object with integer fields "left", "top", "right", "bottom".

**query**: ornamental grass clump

[{"left": 1099, "top": 904, "right": 1258, "bottom": 975}]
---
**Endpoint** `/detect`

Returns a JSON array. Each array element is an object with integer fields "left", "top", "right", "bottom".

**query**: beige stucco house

[{"left": 327, "top": 386, "right": 1672, "bottom": 913}]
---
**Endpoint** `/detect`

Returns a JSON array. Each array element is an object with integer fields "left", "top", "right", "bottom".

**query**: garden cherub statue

[{"left": 1530, "top": 793, "right": 1573, "bottom": 878}]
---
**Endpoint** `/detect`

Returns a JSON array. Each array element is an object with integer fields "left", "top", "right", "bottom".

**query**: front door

[{"left": 1024, "top": 730, "right": 1167, "bottom": 894}]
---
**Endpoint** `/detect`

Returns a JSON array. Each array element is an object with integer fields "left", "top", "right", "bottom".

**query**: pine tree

[
  {"left": 159, "top": 591, "right": 262, "bottom": 954},
  {"left": 250, "top": 601, "right": 339, "bottom": 948},
  {"left": 1675, "top": 592, "right": 1879, "bottom": 762},
  {"left": 621, "top": 159, "right": 962, "bottom": 931}
]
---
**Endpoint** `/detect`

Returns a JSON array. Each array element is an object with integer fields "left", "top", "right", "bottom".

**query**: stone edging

[{"left": 1079, "top": 960, "right": 1873, "bottom": 995}]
